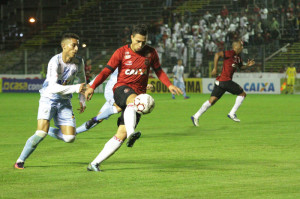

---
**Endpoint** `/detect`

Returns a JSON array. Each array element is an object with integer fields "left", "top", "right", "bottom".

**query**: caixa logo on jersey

[
  {"left": 243, "top": 82, "right": 275, "bottom": 92},
  {"left": 125, "top": 68, "right": 148, "bottom": 75}
]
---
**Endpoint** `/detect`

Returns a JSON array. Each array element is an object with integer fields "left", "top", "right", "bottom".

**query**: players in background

[
  {"left": 172, "top": 59, "right": 190, "bottom": 99},
  {"left": 191, "top": 40, "right": 255, "bottom": 126},
  {"left": 76, "top": 70, "right": 154, "bottom": 134},
  {"left": 14, "top": 33, "right": 86, "bottom": 169},
  {"left": 84, "top": 24, "right": 182, "bottom": 171},
  {"left": 285, "top": 64, "right": 297, "bottom": 94}
]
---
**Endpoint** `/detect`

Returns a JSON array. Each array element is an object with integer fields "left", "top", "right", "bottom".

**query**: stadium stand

[{"left": 0, "top": 0, "right": 299, "bottom": 75}]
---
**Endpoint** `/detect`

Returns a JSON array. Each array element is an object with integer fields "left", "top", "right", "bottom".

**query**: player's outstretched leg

[
  {"left": 123, "top": 103, "right": 141, "bottom": 147},
  {"left": 48, "top": 127, "right": 75, "bottom": 142},
  {"left": 76, "top": 105, "right": 118, "bottom": 134},
  {"left": 76, "top": 117, "right": 100, "bottom": 134},
  {"left": 191, "top": 100, "right": 212, "bottom": 126},
  {"left": 228, "top": 95, "right": 245, "bottom": 122},
  {"left": 15, "top": 130, "right": 47, "bottom": 169},
  {"left": 87, "top": 136, "right": 123, "bottom": 172}
]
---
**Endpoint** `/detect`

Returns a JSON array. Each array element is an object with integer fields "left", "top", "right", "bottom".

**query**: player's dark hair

[
  {"left": 61, "top": 33, "right": 79, "bottom": 42},
  {"left": 132, "top": 24, "right": 148, "bottom": 36},
  {"left": 232, "top": 39, "right": 242, "bottom": 48}
]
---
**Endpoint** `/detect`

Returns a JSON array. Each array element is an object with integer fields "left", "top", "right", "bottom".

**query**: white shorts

[
  {"left": 104, "top": 82, "right": 115, "bottom": 106},
  {"left": 37, "top": 97, "right": 76, "bottom": 127}
]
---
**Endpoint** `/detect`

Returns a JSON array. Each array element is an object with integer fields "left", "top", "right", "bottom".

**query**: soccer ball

[{"left": 134, "top": 94, "right": 155, "bottom": 115}]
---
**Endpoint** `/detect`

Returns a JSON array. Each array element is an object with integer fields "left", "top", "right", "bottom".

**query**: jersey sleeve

[
  {"left": 151, "top": 49, "right": 161, "bottom": 70},
  {"left": 107, "top": 48, "right": 123, "bottom": 69},
  {"left": 46, "top": 58, "right": 81, "bottom": 94},
  {"left": 151, "top": 50, "right": 172, "bottom": 87}
]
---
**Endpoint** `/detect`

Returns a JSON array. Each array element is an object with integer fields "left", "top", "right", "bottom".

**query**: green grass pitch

[{"left": 0, "top": 93, "right": 299, "bottom": 198}]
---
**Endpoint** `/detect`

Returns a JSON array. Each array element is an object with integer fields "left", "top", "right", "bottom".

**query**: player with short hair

[
  {"left": 84, "top": 24, "right": 182, "bottom": 171},
  {"left": 285, "top": 64, "right": 297, "bottom": 94},
  {"left": 191, "top": 40, "right": 255, "bottom": 126},
  {"left": 14, "top": 33, "right": 87, "bottom": 169},
  {"left": 172, "top": 59, "right": 190, "bottom": 99}
]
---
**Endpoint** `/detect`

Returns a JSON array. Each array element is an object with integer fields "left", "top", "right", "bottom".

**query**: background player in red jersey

[
  {"left": 191, "top": 40, "right": 255, "bottom": 127},
  {"left": 84, "top": 24, "right": 182, "bottom": 171}
]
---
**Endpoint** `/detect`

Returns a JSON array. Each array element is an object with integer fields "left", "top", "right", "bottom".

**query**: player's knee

[
  {"left": 240, "top": 92, "right": 247, "bottom": 97},
  {"left": 35, "top": 130, "right": 47, "bottom": 138},
  {"left": 209, "top": 97, "right": 218, "bottom": 105},
  {"left": 62, "top": 134, "right": 76, "bottom": 143}
]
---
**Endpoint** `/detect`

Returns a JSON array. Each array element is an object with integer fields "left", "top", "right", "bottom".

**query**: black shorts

[
  {"left": 114, "top": 85, "right": 137, "bottom": 110},
  {"left": 114, "top": 85, "right": 141, "bottom": 127},
  {"left": 211, "top": 80, "right": 243, "bottom": 99}
]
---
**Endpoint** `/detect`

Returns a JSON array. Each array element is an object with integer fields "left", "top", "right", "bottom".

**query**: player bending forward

[
  {"left": 191, "top": 40, "right": 255, "bottom": 126},
  {"left": 76, "top": 69, "right": 154, "bottom": 134},
  {"left": 15, "top": 33, "right": 86, "bottom": 169},
  {"left": 84, "top": 24, "right": 182, "bottom": 171}
]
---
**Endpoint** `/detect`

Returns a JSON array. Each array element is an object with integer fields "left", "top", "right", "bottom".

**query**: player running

[
  {"left": 14, "top": 33, "right": 86, "bottom": 169},
  {"left": 84, "top": 24, "right": 182, "bottom": 171},
  {"left": 191, "top": 40, "right": 255, "bottom": 126}
]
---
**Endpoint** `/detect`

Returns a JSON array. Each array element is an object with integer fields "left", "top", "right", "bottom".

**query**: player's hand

[
  {"left": 85, "top": 87, "right": 94, "bottom": 101},
  {"left": 211, "top": 68, "right": 217, "bottom": 76},
  {"left": 247, "top": 59, "right": 255, "bottom": 67},
  {"left": 77, "top": 102, "right": 86, "bottom": 114},
  {"left": 146, "top": 84, "right": 154, "bottom": 91},
  {"left": 79, "top": 83, "right": 87, "bottom": 94},
  {"left": 168, "top": 85, "right": 183, "bottom": 95}
]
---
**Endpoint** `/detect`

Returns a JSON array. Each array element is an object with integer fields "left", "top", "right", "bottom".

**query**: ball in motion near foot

[{"left": 134, "top": 94, "right": 155, "bottom": 114}]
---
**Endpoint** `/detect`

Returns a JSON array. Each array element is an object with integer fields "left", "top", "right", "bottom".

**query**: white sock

[
  {"left": 112, "top": 106, "right": 118, "bottom": 114},
  {"left": 124, "top": 103, "right": 136, "bottom": 138},
  {"left": 91, "top": 136, "right": 123, "bottom": 165},
  {"left": 194, "top": 100, "right": 211, "bottom": 119},
  {"left": 229, "top": 96, "right": 245, "bottom": 116}
]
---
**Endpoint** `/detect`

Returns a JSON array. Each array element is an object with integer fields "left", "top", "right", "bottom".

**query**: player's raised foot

[
  {"left": 191, "top": 116, "right": 199, "bottom": 127},
  {"left": 172, "top": 96, "right": 175, "bottom": 99},
  {"left": 126, "top": 131, "right": 141, "bottom": 147},
  {"left": 14, "top": 162, "right": 24, "bottom": 169},
  {"left": 227, "top": 114, "right": 240, "bottom": 122},
  {"left": 184, "top": 96, "right": 190, "bottom": 99},
  {"left": 87, "top": 163, "right": 101, "bottom": 172}
]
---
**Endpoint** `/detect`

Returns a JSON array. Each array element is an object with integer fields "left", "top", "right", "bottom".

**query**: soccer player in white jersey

[
  {"left": 172, "top": 59, "right": 190, "bottom": 99},
  {"left": 14, "top": 33, "right": 87, "bottom": 169}
]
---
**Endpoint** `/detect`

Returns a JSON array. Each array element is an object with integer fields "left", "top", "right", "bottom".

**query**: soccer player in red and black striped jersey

[
  {"left": 84, "top": 24, "right": 182, "bottom": 171},
  {"left": 191, "top": 40, "right": 255, "bottom": 127}
]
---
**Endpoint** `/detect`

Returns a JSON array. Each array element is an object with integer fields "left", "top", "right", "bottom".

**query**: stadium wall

[{"left": 1, "top": 74, "right": 299, "bottom": 94}]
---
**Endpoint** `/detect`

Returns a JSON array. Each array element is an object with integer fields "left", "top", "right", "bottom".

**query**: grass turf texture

[{"left": 0, "top": 93, "right": 299, "bottom": 199}]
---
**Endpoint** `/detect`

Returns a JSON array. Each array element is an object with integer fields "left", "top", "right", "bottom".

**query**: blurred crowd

[{"left": 143, "top": 0, "right": 300, "bottom": 75}]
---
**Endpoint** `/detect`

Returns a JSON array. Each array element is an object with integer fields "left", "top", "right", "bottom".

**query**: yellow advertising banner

[
  {"left": 0, "top": 79, "right": 2, "bottom": 93},
  {"left": 147, "top": 78, "right": 202, "bottom": 93}
]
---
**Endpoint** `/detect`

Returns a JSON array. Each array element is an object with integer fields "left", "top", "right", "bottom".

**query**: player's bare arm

[
  {"left": 78, "top": 102, "right": 86, "bottom": 113},
  {"left": 212, "top": 51, "right": 224, "bottom": 76}
]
